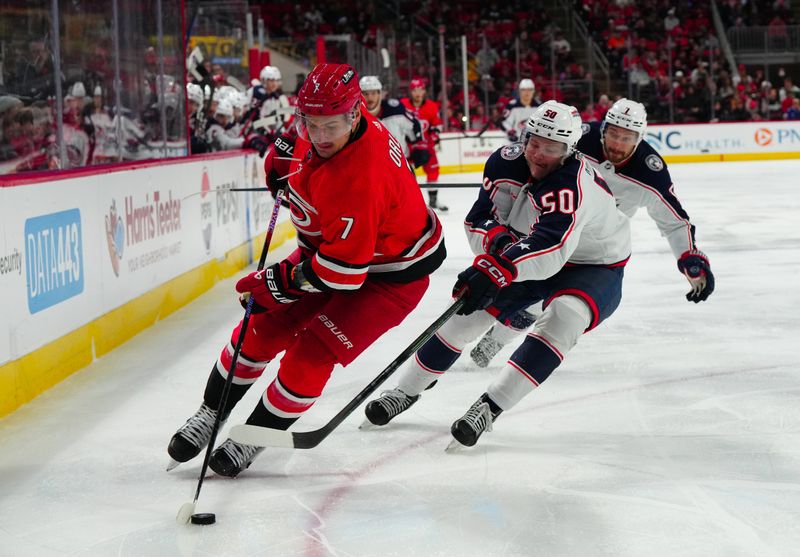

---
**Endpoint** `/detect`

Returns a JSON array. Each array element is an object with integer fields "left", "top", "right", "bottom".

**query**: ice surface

[{"left": 1, "top": 160, "right": 799, "bottom": 556}]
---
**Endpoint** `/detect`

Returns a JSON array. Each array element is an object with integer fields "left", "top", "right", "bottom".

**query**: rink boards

[
  {"left": 0, "top": 151, "right": 293, "bottom": 417},
  {"left": 1, "top": 118, "right": 799, "bottom": 419}
]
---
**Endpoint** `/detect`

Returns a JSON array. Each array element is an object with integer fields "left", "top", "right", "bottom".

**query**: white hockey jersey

[
  {"left": 577, "top": 121, "right": 697, "bottom": 259},
  {"left": 465, "top": 143, "right": 631, "bottom": 282}
]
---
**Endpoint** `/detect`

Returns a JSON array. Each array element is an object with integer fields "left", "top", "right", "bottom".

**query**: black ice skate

[
  {"left": 209, "top": 438, "right": 264, "bottom": 477},
  {"left": 470, "top": 329, "right": 504, "bottom": 368},
  {"left": 447, "top": 394, "right": 503, "bottom": 450},
  {"left": 167, "top": 403, "right": 224, "bottom": 470},
  {"left": 362, "top": 388, "right": 421, "bottom": 426},
  {"left": 427, "top": 192, "right": 449, "bottom": 213}
]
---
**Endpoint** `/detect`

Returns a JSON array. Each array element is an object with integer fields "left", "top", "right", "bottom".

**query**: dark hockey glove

[
  {"left": 263, "top": 133, "right": 295, "bottom": 198},
  {"left": 235, "top": 260, "right": 304, "bottom": 314},
  {"left": 409, "top": 147, "right": 430, "bottom": 168},
  {"left": 482, "top": 225, "right": 518, "bottom": 255},
  {"left": 452, "top": 253, "right": 517, "bottom": 315},
  {"left": 429, "top": 127, "right": 441, "bottom": 145},
  {"left": 677, "top": 249, "right": 715, "bottom": 303},
  {"left": 244, "top": 133, "right": 271, "bottom": 157}
]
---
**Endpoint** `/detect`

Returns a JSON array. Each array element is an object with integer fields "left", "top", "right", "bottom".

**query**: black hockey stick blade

[{"left": 230, "top": 297, "right": 465, "bottom": 449}]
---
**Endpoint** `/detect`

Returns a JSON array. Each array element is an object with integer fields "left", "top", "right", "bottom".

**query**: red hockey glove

[
  {"left": 429, "top": 127, "right": 441, "bottom": 145},
  {"left": 235, "top": 260, "right": 304, "bottom": 313},
  {"left": 263, "top": 133, "right": 295, "bottom": 198},
  {"left": 482, "top": 225, "right": 518, "bottom": 255},
  {"left": 452, "top": 253, "right": 517, "bottom": 315},
  {"left": 677, "top": 249, "right": 715, "bottom": 303}
]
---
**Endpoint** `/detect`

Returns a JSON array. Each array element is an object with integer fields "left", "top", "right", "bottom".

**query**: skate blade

[
  {"left": 166, "top": 458, "right": 182, "bottom": 472},
  {"left": 358, "top": 419, "right": 380, "bottom": 430},
  {"left": 445, "top": 438, "right": 466, "bottom": 453}
]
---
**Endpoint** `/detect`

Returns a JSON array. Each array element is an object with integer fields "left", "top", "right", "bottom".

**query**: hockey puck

[{"left": 190, "top": 513, "right": 216, "bottom": 525}]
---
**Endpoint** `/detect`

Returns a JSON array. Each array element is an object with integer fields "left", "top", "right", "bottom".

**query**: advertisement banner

[{"left": 1, "top": 152, "right": 284, "bottom": 366}]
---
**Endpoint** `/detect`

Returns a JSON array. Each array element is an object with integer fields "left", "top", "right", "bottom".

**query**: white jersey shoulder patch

[
  {"left": 387, "top": 98, "right": 400, "bottom": 107},
  {"left": 645, "top": 154, "right": 664, "bottom": 172},
  {"left": 581, "top": 122, "right": 591, "bottom": 135},
  {"left": 501, "top": 143, "right": 524, "bottom": 160}
]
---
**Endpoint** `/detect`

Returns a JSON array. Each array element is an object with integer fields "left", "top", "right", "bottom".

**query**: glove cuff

[
  {"left": 678, "top": 249, "right": 709, "bottom": 270},
  {"left": 483, "top": 225, "right": 516, "bottom": 254}
]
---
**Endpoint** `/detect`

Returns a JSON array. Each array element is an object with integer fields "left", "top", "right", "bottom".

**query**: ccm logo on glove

[{"left": 476, "top": 257, "right": 510, "bottom": 287}]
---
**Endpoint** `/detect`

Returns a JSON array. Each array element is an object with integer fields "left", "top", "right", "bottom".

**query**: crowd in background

[{"left": 2, "top": 0, "right": 799, "bottom": 175}]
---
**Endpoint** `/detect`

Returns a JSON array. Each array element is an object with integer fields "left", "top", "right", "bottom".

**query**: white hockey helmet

[
  {"left": 186, "top": 82, "right": 204, "bottom": 105},
  {"left": 215, "top": 98, "right": 234, "bottom": 119},
  {"left": 260, "top": 65, "right": 281, "bottom": 81},
  {"left": 359, "top": 75, "right": 383, "bottom": 92},
  {"left": 603, "top": 98, "right": 647, "bottom": 145},
  {"left": 232, "top": 91, "right": 248, "bottom": 112},
  {"left": 518, "top": 78, "right": 535, "bottom": 91},
  {"left": 525, "top": 100, "right": 583, "bottom": 156}
]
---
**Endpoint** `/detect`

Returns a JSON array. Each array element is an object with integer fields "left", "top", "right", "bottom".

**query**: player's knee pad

[
  {"left": 437, "top": 310, "right": 496, "bottom": 350},
  {"left": 277, "top": 332, "right": 338, "bottom": 398},
  {"left": 531, "top": 295, "right": 592, "bottom": 355}
]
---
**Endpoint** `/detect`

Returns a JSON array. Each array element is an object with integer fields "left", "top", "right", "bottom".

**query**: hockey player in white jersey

[
  {"left": 470, "top": 98, "right": 716, "bottom": 367},
  {"left": 206, "top": 99, "right": 245, "bottom": 151},
  {"left": 364, "top": 101, "right": 632, "bottom": 448},
  {"left": 257, "top": 65, "right": 291, "bottom": 133},
  {"left": 501, "top": 78, "right": 538, "bottom": 142},
  {"left": 359, "top": 75, "right": 429, "bottom": 169}
]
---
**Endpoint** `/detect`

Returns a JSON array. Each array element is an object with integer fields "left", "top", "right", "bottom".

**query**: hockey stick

[
  {"left": 230, "top": 296, "right": 466, "bottom": 449},
  {"left": 438, "top": 121, "right": 496, "bottom": 141},
  {"left": 176, "top": 188, "right": 285, "bottom": 525}
]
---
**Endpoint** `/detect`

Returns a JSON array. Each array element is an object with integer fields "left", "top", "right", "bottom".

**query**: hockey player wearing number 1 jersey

[
  {"left": 364, "top": 101, "right": 632, "bottom": 449},
  {"left": 469, "top": 98, "right": 716, "bottom": 368},
  {"left": 167, "top": 63, "right": 446, "bottom": 476}
]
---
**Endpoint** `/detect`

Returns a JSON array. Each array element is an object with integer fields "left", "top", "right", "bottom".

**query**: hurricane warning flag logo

[{"left": 754, "top": 128, "right": 773, "bottom": 146}]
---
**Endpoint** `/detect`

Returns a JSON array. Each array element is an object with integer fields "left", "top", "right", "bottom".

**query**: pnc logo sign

[{"left": 754, "top": 128, "right": 773, "bottom": 146}]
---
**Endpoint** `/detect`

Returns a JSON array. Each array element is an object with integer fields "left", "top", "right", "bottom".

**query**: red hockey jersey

[
  {"left": 287, "top": 108, "right": 446, "bottom": 291},
  {"left": 401, "top": 98, "right": 441, "bottom": 142}
]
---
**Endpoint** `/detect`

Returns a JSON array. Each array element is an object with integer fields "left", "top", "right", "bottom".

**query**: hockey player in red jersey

[
  {"left": 167, "top": 63, "right": 446, "bottom": 477},
  {"left": 402, "top": 78, "right": 448, "bottom": 212}
]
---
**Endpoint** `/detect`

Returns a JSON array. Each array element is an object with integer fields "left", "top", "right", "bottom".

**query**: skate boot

[
  {"left": 427, "top": 191, "right": 449, "bottom": 213},
  {"left": 363, "top": 388, "right": 421, "bottom": 426},
  {"left": 448, "top": 394, "right": 503, "bottom": 449},
  {"left": 209, "top": 438, "right": 264, "bottom": 477},
  {"left": 470, "top": 329, "right": 503, "bottom": 368},
  {"left": 167, "top": 403, "right": 224, "bottom": 468}
]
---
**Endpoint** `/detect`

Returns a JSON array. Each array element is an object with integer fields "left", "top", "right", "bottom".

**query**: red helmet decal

[{"left": 297, "top": 63, "right": 362, "bottom": 116}]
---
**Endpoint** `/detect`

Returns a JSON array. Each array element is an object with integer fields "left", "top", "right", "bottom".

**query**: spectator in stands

[
  {"left": 14, "top": 39, "right": 54, "bottom": 100},
  {"left": 779, "top": 77, "right": 800, "bottom": 103},
  {"left": 664, "top": 8, "right": 680, "bottom": 32},
  {"left": 786, "top": 98, "right": 800, "bottom": 120}
]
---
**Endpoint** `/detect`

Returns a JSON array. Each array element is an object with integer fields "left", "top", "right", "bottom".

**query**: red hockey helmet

[
  {"left": 297, "top": 63, "right": 362, "bottom": 116},
  {"left": 409, "top": 77, "right": 426, "bottom": 91}
]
